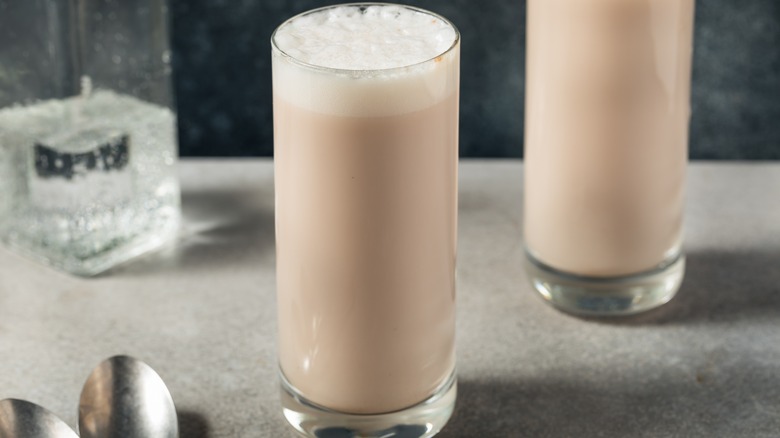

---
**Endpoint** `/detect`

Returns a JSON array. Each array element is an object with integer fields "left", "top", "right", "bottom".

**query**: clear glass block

[{"left": 0, "top": 0, "right": 180, "bottom": 276}]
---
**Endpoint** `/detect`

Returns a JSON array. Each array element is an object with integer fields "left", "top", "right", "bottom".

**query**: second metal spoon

[{"left": 78, "top": 355, "right": 178, "bottom": 438}]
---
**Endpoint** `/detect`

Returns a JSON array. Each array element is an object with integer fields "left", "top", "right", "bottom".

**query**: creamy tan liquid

[
  {"left": 525, "top": 0, "right": 695, "bottom": 277},
  {"left": 274, "top": 92, "right": 458, "bottom": 414}
]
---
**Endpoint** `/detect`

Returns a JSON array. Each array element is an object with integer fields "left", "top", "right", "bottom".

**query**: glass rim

[{"left": 270, "top": 2, "right": 460, "bottom": 76}]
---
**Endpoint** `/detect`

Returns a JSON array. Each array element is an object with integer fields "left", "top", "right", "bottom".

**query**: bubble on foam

[{"left": 273, "top": 5, "right": 457, "bottom": 70}]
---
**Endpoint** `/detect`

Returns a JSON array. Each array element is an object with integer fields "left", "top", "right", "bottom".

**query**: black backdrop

[{"left": 171, "top": 0, "right": 780, "bottom": 159}]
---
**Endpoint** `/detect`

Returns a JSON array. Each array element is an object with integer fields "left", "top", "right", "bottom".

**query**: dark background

[{"left": 170, "top": 0, "right": 780, "bottom": 159}]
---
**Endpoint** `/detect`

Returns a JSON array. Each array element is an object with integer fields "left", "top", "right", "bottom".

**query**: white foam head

[{"left": 272, "top": 4, "right": 460, "bottom": 116}]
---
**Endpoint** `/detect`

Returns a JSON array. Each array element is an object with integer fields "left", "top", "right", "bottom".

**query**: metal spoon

[
  {"left": 0, "top": 399, "right": 78, "bottom": 438},
  {"left": 78, "top": 355, "right": 178, "bottom": 438}
]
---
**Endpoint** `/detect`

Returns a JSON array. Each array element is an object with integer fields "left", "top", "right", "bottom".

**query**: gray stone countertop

[{"left": 1, "top": 159, "right": 779, "bottom": 437}]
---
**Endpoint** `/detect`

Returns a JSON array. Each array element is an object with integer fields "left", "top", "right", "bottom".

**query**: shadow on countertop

[
  {"left": 105, "top": 187, "right": 275, "bottom": 276},
  {"left": 586, "top": 250, "right": 780, "bottom": 326},
  {"left": 441, "top": 364, "right": 780, "bottom": 438},
  {"left": 178, "top": 410, "right": 211, "bottom": 438}
]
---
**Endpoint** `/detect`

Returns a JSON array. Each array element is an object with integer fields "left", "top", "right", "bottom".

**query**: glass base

[
  {"left": 280, "top": 371, "right": 457, "bottom": 438},
  {"left": 524, "top": 251, "right": 685, "bottom": 316}
]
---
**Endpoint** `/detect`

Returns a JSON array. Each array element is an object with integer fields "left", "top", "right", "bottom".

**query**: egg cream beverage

[
  {"left": 524, "top": 0, "right": 695, "bottom": 315},
  {"left": 272, "top": 5, "right": 459, "bottom": 437}
]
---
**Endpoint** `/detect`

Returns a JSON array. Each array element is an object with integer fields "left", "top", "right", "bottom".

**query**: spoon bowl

[
  {"left": 79, "top": 355, "right": 178, "bottom": 438},
  {"left": 0, "top": 399, "right": 78, "bottom": 438}
]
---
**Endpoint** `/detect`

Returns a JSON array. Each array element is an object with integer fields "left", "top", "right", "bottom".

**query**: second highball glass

[{"left": 524, "top": 0, "right": 695, "bottom": 315}]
